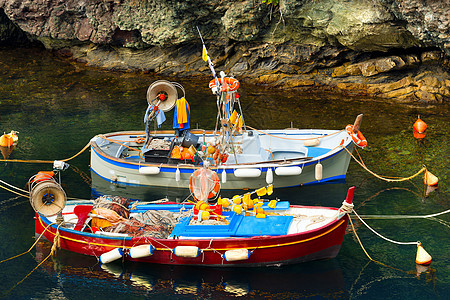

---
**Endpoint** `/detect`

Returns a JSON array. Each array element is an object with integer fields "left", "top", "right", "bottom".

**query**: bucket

[{"left": 181, "top": 132, "right": 199, "bottom": 148}]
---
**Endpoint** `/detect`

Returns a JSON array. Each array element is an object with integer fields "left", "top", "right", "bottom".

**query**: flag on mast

[{"left": 202, "top": 45, "right": 208, "bottom": 62}]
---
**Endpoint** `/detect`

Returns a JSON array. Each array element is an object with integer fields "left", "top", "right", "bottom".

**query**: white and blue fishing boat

[{"left": 90, "top": 77, "right": 365, "bottom": 191}]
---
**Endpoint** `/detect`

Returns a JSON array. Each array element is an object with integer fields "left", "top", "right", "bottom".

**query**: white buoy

[
  {"left": 275, "top": 166, "right": 302, "bottom": 176},
  {"left": 129, "top": 244, "right": 155, "bottom": 259},
  {"left": 315, "top": 162, "right": 323, "bottom": 181},
  {"left": 224, "top": 249, "right": 250, "bottom": 262},
  {"left": 173, "top": 246, "right": 201, "bottom": 258},
  {"left": 416, "top": 243, "right": 432, "bottom": 265},
  {"left": 99, "top": 248, "right": 124, "bottom": 264},
  {"left": 234, "top": 168, "right": 261, "bottom": 178},
  {"left": 304, "top": 138, "right": 320, "bottom": 147},
  {"left": 222, "top": 169, "right": 227, "bottom": 183},
  {"left": 175, "top": 167, "right": 181, "bottom": 182},
  {"left": 266, "top": 168, "right": 273, "bottom": 184},
  {"left": 139, "top": 167, "right": 160, "bottom": 175}
]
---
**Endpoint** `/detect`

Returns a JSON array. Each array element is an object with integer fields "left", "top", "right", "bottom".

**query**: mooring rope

[
  {"left": 343, "top": 146, "right": 426, "bottom": 182},
  {"left": 0, "top": 222, "right": 56, "bottom": 264},
  {"left": 0, "top": 141, "right": 91, "bottom": 164},
  {"left": 352, "top": 209, "right": 419, "bottom": 245}
]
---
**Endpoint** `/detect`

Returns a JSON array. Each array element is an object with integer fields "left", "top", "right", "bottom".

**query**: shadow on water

[{"left": 33, "top": 241, "right": 348, "bottom": 299}]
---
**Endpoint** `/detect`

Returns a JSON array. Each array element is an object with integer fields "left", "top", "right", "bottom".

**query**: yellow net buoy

[
  {"left": 232, "top": 204, "right": 243, "bottom": 215},
  {"left": 416, "top": 243, "right": 432, "bottom": 265},
  {"left": 256, "top": 187, "right": 267, "bottom": 196},
  {"left": 232, "top": 195, "right": 242, "bottom": 205},
  {"left": 268, "top": 200, "right": 277, "bottom": 209},
  {"left": 242, "top": 193, "right": 253, "bottom": 210},
  {"left": 266, "top": 184, "right": 273, "bottom": 196}
]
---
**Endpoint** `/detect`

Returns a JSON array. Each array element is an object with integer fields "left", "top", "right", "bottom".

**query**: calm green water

[{"left": 0, "top": 47, "right": 448, "bottom": 299}]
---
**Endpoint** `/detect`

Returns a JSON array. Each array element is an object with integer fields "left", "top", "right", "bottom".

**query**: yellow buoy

[
  {"left": 266, "top": 184, "right": 273, "bottom": 196},
  {"left": 424, "top": 170, "right": 438, "bottom": 186},
  {"left": 268, "top": 200, "right": 277, "bottom": 209},
  {"left": 256, "top": 187, "right": 267, "bottom": 196},
  {"left": 256, "top": 213, "right": 266, "bottom": 218},
  {"left": 416, "top": 243, "right": 432, "bottom": 265},
  {"left": 232, "top": 204, "right": 243, "bottom": 215},
  {"left": 197, "top": 210, "right": 210, "bottom": 221},
  {"left": 242, "top": 193, "right": 253, "bottom": 210},
  {"left": 232, "top": 195, "right": 242, "bottom": 205},
  {"left": 220, "top": 198, "right": 231, "bottom": 208}
]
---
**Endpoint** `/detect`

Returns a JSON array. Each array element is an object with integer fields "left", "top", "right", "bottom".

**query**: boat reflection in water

[
  {"left": 35, "top": 241, "right": 347, "bottom": 298},
  {"left": 91, "top": 171, "right": 191, "bottom": 203}
]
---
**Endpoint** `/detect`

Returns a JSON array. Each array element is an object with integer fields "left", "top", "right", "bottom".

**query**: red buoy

[{"left": 413, "top": 116, "right": 427, "bottom": 139}]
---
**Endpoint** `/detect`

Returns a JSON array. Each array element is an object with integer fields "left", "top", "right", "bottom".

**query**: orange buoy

[
  {"left": 413, "top": 116, "right": 427, "bottom": 139},
  {"left": 345, "top": 125, "right": 367, "bottom": 148},
  {"left": 208, "top": 77, "right": 240, "bottom": 91},
  {"left": 416, "top": 243, "right": 432, "bottom": 265},
  {"left": 0, "top": 131, "right": 18, "bottom": 147},
  {"left": 424, "top": 170, "right": 438, "bottom": 186},
  {"left": 32, "top": 171, "right": 55, "bottom": 183}
]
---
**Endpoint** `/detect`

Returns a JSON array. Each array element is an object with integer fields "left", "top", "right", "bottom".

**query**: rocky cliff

[{"left": 0, "top": 0, "right": 449, "bottom": 103}]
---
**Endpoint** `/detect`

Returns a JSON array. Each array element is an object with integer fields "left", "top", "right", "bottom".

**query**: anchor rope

[{"left": 343, "top": 146, "right": 426, "bottom": 182}]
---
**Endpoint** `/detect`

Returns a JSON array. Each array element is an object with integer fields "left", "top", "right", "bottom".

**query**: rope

[
  {"left": 355, "top": 209, "right": 450, "bottom": 220},
  {"left": 0, "top": 222, "right": 56, "bottom": 264},
  {"left": 0, "top": 179, "right": 28, "bottom": 194},
  {"left": 352, "top": 210, "right": 419, "bottom": 246},
  {"left": 0, "top": 182, "right": 28, "bottom": 198},
  {"left": 348, "top": 216, "right": 405, "bottom": 272},
  {"left": 343, "top": 146, "right": 426, "bottom": 182},
  {"left": 4, "top": 252, "right": 53, "bottom": 296},
  {"left": 0, "top": 141, "right": 91, "bottom": 164},
  {"left": 246, "top": 125, "right": 344, "bottom": 141}
]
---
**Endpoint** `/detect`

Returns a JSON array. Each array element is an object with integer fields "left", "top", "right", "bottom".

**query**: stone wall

[{"left": 0, "top": 0, "right": 448, "bottom": 103}]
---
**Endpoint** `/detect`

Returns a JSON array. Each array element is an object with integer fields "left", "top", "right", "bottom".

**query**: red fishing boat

[{"left": 30, "top": 170, "right": 354, "bottom": 267}]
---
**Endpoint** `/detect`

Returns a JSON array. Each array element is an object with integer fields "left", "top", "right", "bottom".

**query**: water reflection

[{"left": 35, "top": 241, "right": 348, "bottom": 299}]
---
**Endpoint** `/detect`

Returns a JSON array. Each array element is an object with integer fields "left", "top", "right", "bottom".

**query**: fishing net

[{"left": 189, "top": 168, "right": 220, "bottom": 201}]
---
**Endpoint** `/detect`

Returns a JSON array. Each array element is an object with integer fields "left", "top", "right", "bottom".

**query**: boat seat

[
  {"left": 73, "top": 205, "right": 94, "bottom": 231},
  {"left": 305, "top": 147, "right": 330, "bottom": 158}
]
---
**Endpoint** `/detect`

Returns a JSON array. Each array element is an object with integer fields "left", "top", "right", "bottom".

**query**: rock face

[{"left": 0, "top": 0, "right": 449, "bottom": 103}]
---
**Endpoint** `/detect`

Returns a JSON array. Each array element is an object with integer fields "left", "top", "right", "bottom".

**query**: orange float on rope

[
  {"left": 189, "top": 168, "right": 221, "bottom": 200},
  {"left": 209, "top": 77, "right": 240, "bottom": 92},
  {"left": 416, "top": 243, "right": 432, "bottom": 265},
  {"left": 424, "top": 170, "right": 438, "bottom": 186},
  {"left": 0, "top": 131, "right": 18, "bottom": 147},
  {"left": 413, "top": 116, "right": 427, "bottom": 139},
  {"left": 346, "top": 125, "right": 367, "bottom": 148}
]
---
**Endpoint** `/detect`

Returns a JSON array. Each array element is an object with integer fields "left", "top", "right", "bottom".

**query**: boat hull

[
  {"left": 35, "top": 210, "right": 349, "bottom": 267},
  {"left": 90, "top": 130, "right": 354, "bottom": 190}
]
